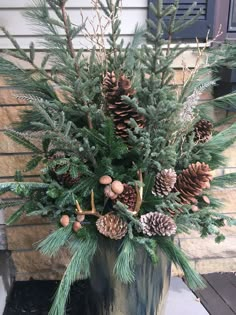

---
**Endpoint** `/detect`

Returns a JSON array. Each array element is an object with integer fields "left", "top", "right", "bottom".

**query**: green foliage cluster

[{"left": 0, "top": 0, "right": 236, "bottom": 314}]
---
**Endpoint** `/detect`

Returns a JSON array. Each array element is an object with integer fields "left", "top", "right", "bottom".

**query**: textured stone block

[
  {"left": 173, "top": 50, "right": 205, "bottom": 68},
  {"left": 0, "top": 132, "right": 32, "bottom": 153},
  {"left": 12, "top": 249, "right": 70, "bottom": 274},
  {"left": 6, "top": 224, "right": 54, "bottom": 250},
  {"left": 223, "top": 144, "right": 236, "bottom": 167},
  {"left": 0, "top": 89, "right": 27, "bottom": 105},
  {"left": 171, "top": 70, "right": 192, "bottom": 86},
  {"left": 171, "top": 261, "right": 196, "bottom": 277},
  {"left": 180, "top": 236, "right": 236, "bottom": 260},
  {"left": 195, "top": 257, "right": 236, "bottom": 274},
  {"left": 223, "top": 167, "right": 236, "bottom": 175},
  {"left": 15, "top": 269, "right": 65, "bottom": 281},
  {"left": 212, "top": 168, "right": 224, "bottom": 177},
  {"left": 0, "top": 155, "right": 42, "bottom": 177},
  {"left": 211, "top": 188, "right": 236, "bottom": 213},
  {"left": 0, "top": 105, "right": 29, "bottom": 128},
  {"left": 0, "top": 77, "right": 8, "bottom": 87}
]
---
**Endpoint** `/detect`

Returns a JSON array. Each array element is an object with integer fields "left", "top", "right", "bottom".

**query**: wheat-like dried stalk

[
  {"left": 80, "top": 0, "right": 111, "bottom": 66},
  {"left": 180, "top": 80, "right": 215, "bottom": 123}
]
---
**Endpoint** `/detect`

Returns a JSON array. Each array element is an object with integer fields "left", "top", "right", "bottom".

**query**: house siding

[{"left": 0, "top": 0, "right": 147, "bottom": 49}]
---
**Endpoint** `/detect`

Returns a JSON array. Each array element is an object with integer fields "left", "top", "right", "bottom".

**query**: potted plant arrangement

[{"left": 0, "top": 0, "right": 236, "bottom": 314}]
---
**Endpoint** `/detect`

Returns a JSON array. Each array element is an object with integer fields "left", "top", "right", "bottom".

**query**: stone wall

[{"left": 1, "top": 67, "right": 236, "bottom": 280}]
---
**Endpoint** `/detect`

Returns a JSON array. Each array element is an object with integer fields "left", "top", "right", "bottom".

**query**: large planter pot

[
  {"left": 85, "top": 240, "right": 171, "bottom": 315},
  {"left": 214, "top": 66, "right": 236, "bottom": 107}
]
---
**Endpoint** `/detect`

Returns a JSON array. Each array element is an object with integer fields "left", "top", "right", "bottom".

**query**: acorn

[
  {"left": 111, "top": 180, "right": 124, "bottom": 195},
  {"left": 60, "top": 215, "right": 70, "bottom": 227},
  {"left": 99, "top": 175, "right": 112, "bottom": 185},
  {"left": 73, "top": 221, "right": 82, "bottom": 232},
  {"left": 104, "top": 185, "right": 118, "bottom": 200},
  {"left": 76, "top": 214, "right": 85, "bottom": 222},
  {"left": 202, "top": 195, "right": 210, "bottom": 204},
  {"left": 191, "top": 205, "right": 199, "bottom": 212}
]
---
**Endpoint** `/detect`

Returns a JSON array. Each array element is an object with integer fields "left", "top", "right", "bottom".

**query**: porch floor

[
  {"left": 166, "top": 273, "right": 236, "bottom": 315},
  {"left": 3, "top": 273, "right": 236, "bottom": 315}
]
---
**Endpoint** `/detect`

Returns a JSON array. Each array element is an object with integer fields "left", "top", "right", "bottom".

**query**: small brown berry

[
  {"left": 60, "top": 215, "right": 70, "bottom": 227},
  {"left": 99, "top": 175, "right": 112, "bottom": 185},
  {"left": 202, "top": 195, "right": 210, "bottom": 204},
  {"left": 111, "top": 180, "right": 124, "bottom": 194},
  {"left": 191, "top": 205, "right": 199, "bottom": 212},
  {"left": 73, "top": 221, "right": 82, "bottom": 232},
  {"left": 76, "top": 214, "right": 85, "bottom": 222}
]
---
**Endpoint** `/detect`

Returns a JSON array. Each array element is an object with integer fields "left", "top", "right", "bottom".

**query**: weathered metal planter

[{"left": 86, "top": 240, "right": 171, "bottom": 315}]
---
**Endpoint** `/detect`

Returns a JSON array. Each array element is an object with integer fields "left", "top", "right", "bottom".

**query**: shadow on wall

[{"left": 0, "top": 251, "right": 14, "bottom": 315}]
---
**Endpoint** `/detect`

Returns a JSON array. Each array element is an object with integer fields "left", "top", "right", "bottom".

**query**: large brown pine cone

[
  {"left": 194, "top": 119, "right": 213, "bottom": 143},
  {"left": 140, "top": 212, "right": 177, "bottom": 237},
  {"left": 96, "top": 213, "right": 128, "bottom": 240},
  {"left": 174, "top": 162, "right": 212, "bottom": 205},
  {"left": 103, "top": 72, "right": 145, "bottom": 139},
  {"left": 115, "top": 184, "right": 137, "bottom": 212},
  {"left": 152, "top": 169, "right": 177, "bottom": 197}
]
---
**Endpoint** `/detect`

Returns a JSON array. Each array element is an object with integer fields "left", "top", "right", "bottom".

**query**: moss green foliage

[{"left": 0, "top": 0, "right": 236, "bottom": 314}]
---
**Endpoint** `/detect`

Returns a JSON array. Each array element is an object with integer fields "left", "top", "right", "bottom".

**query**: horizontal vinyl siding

[{"left": 0, "top": 0, "right": 148, "bottom": 49}]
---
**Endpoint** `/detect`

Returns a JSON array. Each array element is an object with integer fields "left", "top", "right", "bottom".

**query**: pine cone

[
  {"left": 57, "top": 172, "right": 80, "bottom": 187},
  {"left": 48, "top": 154, "right": 80, "bottom": 188},
  {"left": 115, "top": 184, "right": 137, "bottom": 212},
  {"left": 140, "top": 212, "right": 177, "bottom": 237},
  {"left": 103, "top": 72, "right": 145, "bottom": 139},
  {"left": 174, "top": 162, "right": 212, "bottom": 205},
  {"left": 152, "top": 169, "right": 177, "bottom": 196},
  {"left": 96, "top": 213, "right": 128, "bottom": 240},
  {"left": 194, "top": 119, "right": 213, "bottom": 143}
]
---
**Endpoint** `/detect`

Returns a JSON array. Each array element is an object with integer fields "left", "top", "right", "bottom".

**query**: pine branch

[
  {"left": 156, "top": 237, "right": 205, "bottom": 290},
  {"left": 212, "top": 173, "right": 236, "bottom": 188},
  {"left": 48, "top": 233, "right": 97, "bottom": 315},
  {"left": 4, "top": 130, "right": 42, "bottom": 154},
  {"left": 114, "top": 236, "right": 136, "bottom": 283},
  {"left": 0, "top": 182, "right": 49, "bottom": 196},
  {"left": 37, "top": 224, "right": 73, "bottom": 257},
  {"left": 134, "top": 237, "right": 159, "bottom": 265}
]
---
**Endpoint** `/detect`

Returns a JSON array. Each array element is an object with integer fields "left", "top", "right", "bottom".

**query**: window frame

[{"left": 148, "top": 0, "right": 216, "bottom": 40}]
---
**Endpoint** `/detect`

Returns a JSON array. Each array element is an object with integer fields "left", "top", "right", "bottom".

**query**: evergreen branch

[
  {"left": 0, "top": 199, "right": 25, "bottom": 209},
  {"left": 114, "top": 201, "right": 143, "bottom": 231},
  {"left": 48, "top": 233, "right": 97, "bottom": 315},
  {"left": 212, "top": 173, "right": 236, "bottom": 188},
  {"left": 209, "top": 124, "right": 236, "bottom": 145},
  {"left": 33, "top": 101, "right": 56, "bottom": 129},
  {"left": 156, "top": 237, "right": 205, "bottom": 290},
  {"left": 5, "top": 200, "right": 39, "bottom": 225},
  {"left": 37, "top": 224, "right": 73, "bottom": 257},
  {"left": 4, "top": 130, "right": 42, "bottom": 154},
  {"left": 25, "top": 156, "right": 43, "bottom": 172},
  {"left": 0, "top": 182, "right": 49, "bottom": 196},
  {"left": 114, "top": 236, "right": 136, "bottom": 283},
  {"left": 134, "top": 237, "right": 159, "bottom": 265},
  {"left": 6, "top": 205, "right": 26, "bottom": 225}
]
